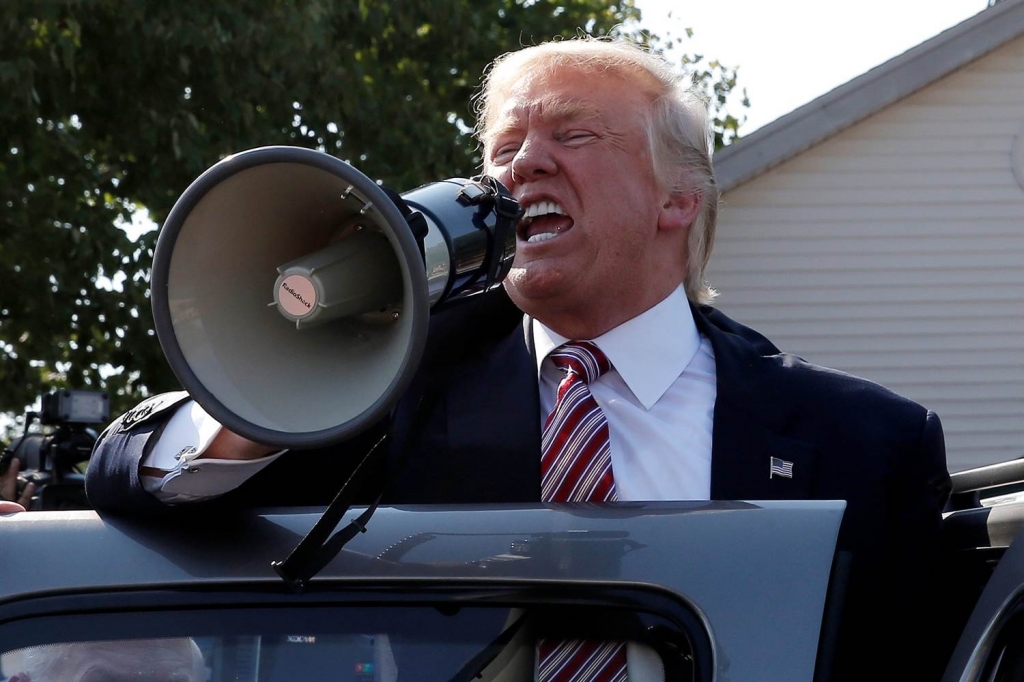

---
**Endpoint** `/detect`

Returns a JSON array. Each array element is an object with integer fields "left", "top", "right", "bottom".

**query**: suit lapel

[
  {"left": 694, "top": 306, "right": 818, "bottom": 500},
  {"left": 445, "top": 316, "right": 542, "bottom": 501},
  {"left": 710, "top": 397, "right": 817, "bottom": 500}
]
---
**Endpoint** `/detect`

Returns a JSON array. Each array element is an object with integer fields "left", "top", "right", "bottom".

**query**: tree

[{"left": 0, "top": 0, "right": 744, "bottom": 420}]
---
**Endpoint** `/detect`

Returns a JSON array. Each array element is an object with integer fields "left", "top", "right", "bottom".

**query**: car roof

[{"left": 0, "top": 500, "right": 844, "bottom": 681}]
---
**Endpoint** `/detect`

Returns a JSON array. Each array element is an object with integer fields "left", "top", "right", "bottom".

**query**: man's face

[{"left": 483, "top": 66, "right": 686, "bottom": 335}]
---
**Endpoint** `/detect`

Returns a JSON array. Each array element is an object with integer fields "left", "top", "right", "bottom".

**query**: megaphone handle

[
  {"left": 465, "top": 176, "right": 521, "bottom": 288},
  {"left": 271, "top": 429, "right": 389, "bottom": 590},
  {"left": 484, "top": 196, "right": 518, "bottom": 285}
]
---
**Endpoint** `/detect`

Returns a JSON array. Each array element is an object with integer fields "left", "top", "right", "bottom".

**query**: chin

[
  {"left": 505, "top": 266, "right": 567, "bottom": 301},
  {"left": 505, "top": 273, "right": 585, "bottom": 325}
]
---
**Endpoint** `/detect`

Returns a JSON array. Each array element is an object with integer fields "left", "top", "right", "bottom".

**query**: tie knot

[{"left": 549, "top": 341, "right": 611, "bottom": 384}]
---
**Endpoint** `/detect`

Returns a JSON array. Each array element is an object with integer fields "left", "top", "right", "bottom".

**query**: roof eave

[{"left": 715, "top": 0, "right": 1024, "bottom": 193}]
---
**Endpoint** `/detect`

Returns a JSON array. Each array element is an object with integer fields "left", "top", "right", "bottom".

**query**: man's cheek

[{"left": 484, "top": 163, "right": 510, "bottom": 184}]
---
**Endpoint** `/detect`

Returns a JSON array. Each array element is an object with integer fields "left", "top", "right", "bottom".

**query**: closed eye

[
  {"left": 491, "top": 142, "right": 522, "bottom": 164},
  {"left": 559, "top": 130, "right": 598, "bottom": 146}
]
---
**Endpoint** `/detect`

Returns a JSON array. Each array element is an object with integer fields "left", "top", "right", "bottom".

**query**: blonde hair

[{"left": 476, "top": 38, "right": 719, "bottom": 304}]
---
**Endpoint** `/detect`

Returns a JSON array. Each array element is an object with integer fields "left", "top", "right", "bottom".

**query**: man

[{"left": 87, "top": 38, "right": 951, "bottom": 679}]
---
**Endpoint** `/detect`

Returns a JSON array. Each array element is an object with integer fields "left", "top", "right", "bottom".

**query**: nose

[{"left": 510, "top": 136, "right": 557, "bottom": 184}]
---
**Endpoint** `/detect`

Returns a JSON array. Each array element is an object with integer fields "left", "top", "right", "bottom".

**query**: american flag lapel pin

[{"left": 770, "top": 457, "right": 794, "bottom": 479}]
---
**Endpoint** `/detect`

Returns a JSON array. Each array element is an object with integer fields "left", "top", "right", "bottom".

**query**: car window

[{"left": 0, "top": 601, "right": 707, "bottom": 682}]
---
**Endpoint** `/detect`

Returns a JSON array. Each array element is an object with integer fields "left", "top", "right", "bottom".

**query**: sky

[{"left": 635, "top": 0, "right": 989, "bottom": 135}]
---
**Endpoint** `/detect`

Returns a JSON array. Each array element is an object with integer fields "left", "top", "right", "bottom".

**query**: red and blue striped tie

[{"left": 538, "top": 342, "right": 626, "bottom": 682}]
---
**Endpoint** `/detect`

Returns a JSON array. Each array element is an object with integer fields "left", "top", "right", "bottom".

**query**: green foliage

[{"left": 0, "top": 0, "right": 744, "bottom": 418}]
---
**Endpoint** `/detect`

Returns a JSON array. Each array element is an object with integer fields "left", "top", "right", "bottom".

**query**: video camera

[{"left": 0, "top": 390, "right": 109, "bottom": 510}]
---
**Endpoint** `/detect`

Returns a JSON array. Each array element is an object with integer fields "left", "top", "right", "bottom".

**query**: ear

[{"left": 657, "top": 190, "right": 701, "bottom": 233}]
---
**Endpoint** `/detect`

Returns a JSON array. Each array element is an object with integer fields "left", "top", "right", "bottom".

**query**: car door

[{"left": 0, "top": 501, "right": 844, "bottom": 681}]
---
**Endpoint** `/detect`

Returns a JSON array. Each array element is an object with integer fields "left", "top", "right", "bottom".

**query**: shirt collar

[{"left": 533, "top": 285, "right": 701, "bottom": 409}]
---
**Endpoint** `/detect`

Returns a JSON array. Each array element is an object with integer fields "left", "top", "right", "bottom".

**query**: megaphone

[{"left": 151, "top": 146, "right": 521, "bottom": 449}]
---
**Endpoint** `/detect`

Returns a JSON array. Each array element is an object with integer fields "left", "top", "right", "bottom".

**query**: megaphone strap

[{"left": 271, "top": 428, "right": 389, "bottom": 590}]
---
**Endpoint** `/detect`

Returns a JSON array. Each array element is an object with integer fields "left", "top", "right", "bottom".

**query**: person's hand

[
  {"left": 201, "top": 428, "right": 280, "bottom": 461},
  {"left": 0, "top": 500, "right": 26, "bottom": 513},
  {"left": 0, "top": 456, "right": 35, "bottom": 512}
]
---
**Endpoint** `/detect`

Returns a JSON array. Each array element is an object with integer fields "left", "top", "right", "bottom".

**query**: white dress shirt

[
  {"left": 139, "top": 399, "right": 284, "bottom": 502},
  {"left": 142, "top": 285, "right": 716, "bottom": 502},
  {"left": 534, "top": 285, "right": 716, "bottom": 501}
]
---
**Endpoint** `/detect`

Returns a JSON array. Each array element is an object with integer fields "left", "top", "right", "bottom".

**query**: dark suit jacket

[{"left": 86, "top": 292, "right": 951, "bottom": 680}]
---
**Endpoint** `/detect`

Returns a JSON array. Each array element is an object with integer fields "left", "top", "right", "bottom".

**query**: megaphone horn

[{"left": 151, "top": 146, "right": 521, "bottom": 449}]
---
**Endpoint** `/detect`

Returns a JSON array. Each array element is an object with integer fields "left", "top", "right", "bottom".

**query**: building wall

[{"left": 708, "top": 35, "right": 1024, "bottom": 471}]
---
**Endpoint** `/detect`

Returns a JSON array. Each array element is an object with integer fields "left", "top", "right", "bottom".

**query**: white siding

[{"left": 710, "top": 36, "right": 1024, "bottom": 471}]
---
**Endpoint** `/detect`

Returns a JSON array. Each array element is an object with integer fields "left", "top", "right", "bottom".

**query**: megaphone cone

[{"left": 152, "top": 146, "right": 519, "bottom": 449}]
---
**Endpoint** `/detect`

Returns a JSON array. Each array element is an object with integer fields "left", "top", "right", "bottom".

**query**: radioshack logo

[
  {"left": 277, "top": 274, "right": 317, "bottom": 317},
  {"left": 282, "top": 282, "right": 312, "bottom": 309}
]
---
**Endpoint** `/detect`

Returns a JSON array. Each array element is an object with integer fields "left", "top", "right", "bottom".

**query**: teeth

[
  {"left": 519, "top": 200, "right": 568, "bottom": 242},
  {"left": 523, "top": 201, "right": 566, "bottom": 219}
]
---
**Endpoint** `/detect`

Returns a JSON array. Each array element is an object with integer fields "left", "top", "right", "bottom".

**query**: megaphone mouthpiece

[{"left": 272, "top": 229, "right": 403, "bottom": 329}]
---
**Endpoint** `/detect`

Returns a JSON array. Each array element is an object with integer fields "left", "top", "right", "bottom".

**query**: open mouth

[{"left": 518, "top": 201, "right": 574, "bottom": 243}]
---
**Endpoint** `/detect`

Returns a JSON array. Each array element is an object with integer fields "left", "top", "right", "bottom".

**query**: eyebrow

[{"left": 486, "top": 94, "right": 604, "bottom": 145}]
